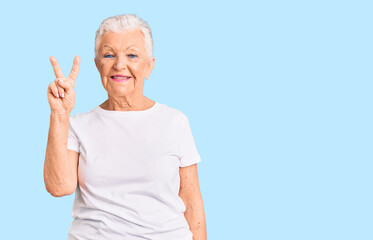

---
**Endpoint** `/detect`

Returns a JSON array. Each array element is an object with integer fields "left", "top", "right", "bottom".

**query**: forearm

[
  {"left": 43, "top": 112, "right": 72, "bottom": 196},
  {"left": 184, "top": 196, "right": 207, "bottom": 240}
]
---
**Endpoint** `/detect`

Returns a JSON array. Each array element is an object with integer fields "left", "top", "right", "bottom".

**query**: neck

[{"left": 100, "top": 96, "right": 155, "bottom": 111}]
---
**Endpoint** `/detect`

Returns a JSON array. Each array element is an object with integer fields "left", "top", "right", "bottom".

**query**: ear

[
  {"left": 145, "top": 57, "right": 155, "bottom": 80},
  {"left": 94, "top": 57, "right": 100, "bottom": 72}
]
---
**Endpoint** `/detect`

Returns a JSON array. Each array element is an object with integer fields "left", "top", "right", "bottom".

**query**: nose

[{"left": 113, "top": 54, "right": 128, "bottom": 70}]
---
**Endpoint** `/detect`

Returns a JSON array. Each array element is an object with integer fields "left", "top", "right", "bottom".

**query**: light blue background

[{"left": 0, "top": 0, "right": 371, "bottom": 239}]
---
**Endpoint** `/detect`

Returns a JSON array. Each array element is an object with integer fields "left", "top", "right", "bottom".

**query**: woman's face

[{"left": 94, "top": 29, "right": 155, "bottom": 98}]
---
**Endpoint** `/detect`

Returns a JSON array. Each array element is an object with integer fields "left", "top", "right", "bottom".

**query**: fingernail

[
  {"left": 59, "top": 78, "right": 64, "bottom": 83},
  {"left": 57, "top": 93, "right": 60, "bottom": 98},
  {"left": 62, "top": 92, "right": 65, "bottom": 98}
]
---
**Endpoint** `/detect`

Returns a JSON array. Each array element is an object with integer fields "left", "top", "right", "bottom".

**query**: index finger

[
  {"left": 68, "top": 55, "right": 80, "bottom": 80},
  {"left": 50, "top": 56, "right": 65, "bottom": 79}
]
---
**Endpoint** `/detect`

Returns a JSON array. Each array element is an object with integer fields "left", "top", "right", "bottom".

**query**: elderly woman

[{"left": 44, "top": 14, "right": 206, "bottom": 240}]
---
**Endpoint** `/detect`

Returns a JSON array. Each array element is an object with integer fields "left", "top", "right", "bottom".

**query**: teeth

[{"left": 113, "top": 77, "right": 130, "bottom": 79}]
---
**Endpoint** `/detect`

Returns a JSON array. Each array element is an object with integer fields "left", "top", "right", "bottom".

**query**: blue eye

[
  {"left": 104, "top": 54, "right": 114, "bottom": 58},
  {"left": 128, "top": 54, "right": 137, "bottom": 58}
]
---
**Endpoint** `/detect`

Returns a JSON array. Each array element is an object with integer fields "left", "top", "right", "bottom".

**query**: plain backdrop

[{"left": 0, "top": 0, "right": 372, "bottom": 239}]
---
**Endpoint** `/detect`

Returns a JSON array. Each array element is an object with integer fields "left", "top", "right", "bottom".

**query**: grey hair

[{"left": 94, "top": 14, "right": 153, "bottom": 58}]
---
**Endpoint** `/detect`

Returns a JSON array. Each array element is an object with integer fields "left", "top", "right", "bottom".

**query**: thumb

[{"left": 56, "top": 77, "right": 72, "bottom": 93}]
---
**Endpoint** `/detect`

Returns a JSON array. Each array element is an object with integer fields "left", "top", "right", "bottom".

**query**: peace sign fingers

[
  {"left": 47, "top": 55, "right": 79, "bottom": 113},
  {"left": 68, "top": 55, "right": 80, "bottom": 81}
]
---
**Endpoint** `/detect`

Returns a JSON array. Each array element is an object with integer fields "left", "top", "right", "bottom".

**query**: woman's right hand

[{"left": 47, "top": 56, "right": 80, "bottom": 114}]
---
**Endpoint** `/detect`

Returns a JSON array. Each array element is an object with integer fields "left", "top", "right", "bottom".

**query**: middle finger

[{"left": 50, "top": 56, "right": 65, "bottom": 79}]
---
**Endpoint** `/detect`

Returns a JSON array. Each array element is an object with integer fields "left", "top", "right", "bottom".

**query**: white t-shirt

[{"left": 66, "top": 101, "right": 201, "bottom": 240}]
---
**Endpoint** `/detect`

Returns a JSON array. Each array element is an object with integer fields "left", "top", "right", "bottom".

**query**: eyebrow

[{"left": 102, "top": 44, "right": 140, "bottom": 51}]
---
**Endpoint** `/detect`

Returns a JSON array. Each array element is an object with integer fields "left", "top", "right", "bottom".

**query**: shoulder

[
  {"left": 158, "top": 102, "right": 188, "bottom": 123},
  {"left": 69, "top": 106, "right": 98, "bottom": 124}
]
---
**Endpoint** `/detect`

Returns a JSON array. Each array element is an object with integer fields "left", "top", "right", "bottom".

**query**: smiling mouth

[
  {"left": 111, "top": 76, "right": 131, "bottom": 80},
  {"left": 110, "top": 75, "right": 131, "bottom": 82}
]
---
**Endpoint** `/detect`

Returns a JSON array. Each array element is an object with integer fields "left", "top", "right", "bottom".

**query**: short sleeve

[
  {"left": 179, "top": 114, "right": 202, "bottom": 167},
  {"left": 67, "top": 117, "right": 80, "bottom": 153}
]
